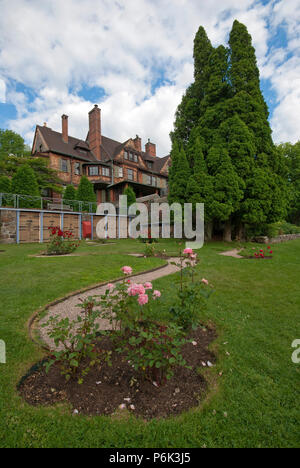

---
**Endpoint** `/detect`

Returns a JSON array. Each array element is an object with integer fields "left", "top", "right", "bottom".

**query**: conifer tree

[
  {"left": 63, "top": 185, "right": 77, "bottom": 211},
  {"left": 11, "top": 164, "right": 40, "bottom": 208},
  {"left": 171, "top": 26, "right": 213, "bottom": 150},
  {"left": 168, "top": 142, "right": 190, "bottom": 205},
  {"left": 76, "top": 176, "right": 96, "bottom": 212},
  {"left": 123, "top": 186, "right": 136, "bottom": 207}
]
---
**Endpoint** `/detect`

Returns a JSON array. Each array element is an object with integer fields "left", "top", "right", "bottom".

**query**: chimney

[
  {"left": 88, "top": 104, "right": 101, "bottom": 160},
  {"left": 145, "top": 139, "right": 156, "bottom": 157},
  {"left": 61, "top": 114, "right": 68, "bottom": 143},
  {"left": 133, "top": 135, "right": 142, "bottom": 152}
]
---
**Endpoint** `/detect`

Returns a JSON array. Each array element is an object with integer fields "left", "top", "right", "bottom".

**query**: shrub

[
  {"left": 76, "top": 176, "right": 97, "bottom": 212},
  {"left": 42, "top": 296, "right": 111, "bottom": 384},
  {"left": 169, "top": 248, "right": 213, "bottom": 331},
  {"left": 63, "top": 185, "right": 78, "bottom": 211},
  {"left": 123, "top": 186, "right": 136, "bottom": 208},
  {"left": 116, "top": 320, "right": 189, "bottom": 386},
  {"left": 0, "top": 176, "right": 13, "bottom": 206},
  {"left": 46, "top": 227, "right": 80, "bottom": 255}
]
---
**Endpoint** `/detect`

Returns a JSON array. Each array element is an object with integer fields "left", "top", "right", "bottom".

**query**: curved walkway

[
  {"left": 38, "top": 257, "right": 185, "bottom": 350},
  {"left": 219, "top": 248, "right": 243, "bottom": 259}
]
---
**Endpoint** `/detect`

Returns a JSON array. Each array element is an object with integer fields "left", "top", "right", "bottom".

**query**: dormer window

[
  {"left": 124, "top": 151, "right": 128, "bottom": 159},
  {"left": 146, "top": 161, "right": 153, "bottom": 169}
]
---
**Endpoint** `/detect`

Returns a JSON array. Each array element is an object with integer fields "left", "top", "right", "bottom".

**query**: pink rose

[
  {"left": 106, "top": 283, "right": 114, "bottom": 291},
  {"left": 144, "top": 282, "right": 153, "bottom": 290},
  {"left": 138, "top": 294, "right": 149, "bottom": 306},
  {"left": 201, "top": 278, "right": 209, "bottom": 285},
  {"left": 127, "top": 283, "right": 139, "bottom": 296},
  {"left": 183, "top": 248, "right": 193, "bottom": 255},
  {"left": 121, "top": 266, "right": 132, "bottom": 275},
  {"left": 153, "top": 290, "right": 161, "bottom": 299}
]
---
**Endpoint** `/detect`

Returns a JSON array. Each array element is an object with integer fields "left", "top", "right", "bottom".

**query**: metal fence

[{"left": 0, "top": 192, "right": 97, "bottom": 213}]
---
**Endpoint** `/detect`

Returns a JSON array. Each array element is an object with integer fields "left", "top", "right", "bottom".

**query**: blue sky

[{"left": 0, "top": 0, "right": 299, "bottom": 156}]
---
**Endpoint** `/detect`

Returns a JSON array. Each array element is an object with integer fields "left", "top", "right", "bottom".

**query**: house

[{"left": 31, "top": 105, "right": 170, "bottom": 205}]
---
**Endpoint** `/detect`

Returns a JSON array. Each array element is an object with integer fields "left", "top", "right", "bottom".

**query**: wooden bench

[{"left": 47, "top": 203, "right": 73, "bottom": 212}]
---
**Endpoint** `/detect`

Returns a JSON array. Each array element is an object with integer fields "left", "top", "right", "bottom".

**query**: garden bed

[{"left": 18, "top": 326, "right": 216, "bottom": 419}]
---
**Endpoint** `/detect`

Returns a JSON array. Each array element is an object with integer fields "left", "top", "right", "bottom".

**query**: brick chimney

[
  {"left": 88, "top": 104, "right": 101, "bottom": 160},
  {"left": 61, "top": 114, "right": 68, "bottom": 143},
  {"left": 133, "top": 135, "right": 142, "bottom": 152},
  {"left": 145, "top": 139, "right": 156, "bottom": 157}
]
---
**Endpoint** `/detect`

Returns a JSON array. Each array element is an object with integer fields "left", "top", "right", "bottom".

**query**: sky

[{"left": 0, "top": 0, "right": 299, "bottom": 157}]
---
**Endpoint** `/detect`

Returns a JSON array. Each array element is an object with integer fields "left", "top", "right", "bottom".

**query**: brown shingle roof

[{"left": 36, "top": 125, "right": 170, "bottom": 175}]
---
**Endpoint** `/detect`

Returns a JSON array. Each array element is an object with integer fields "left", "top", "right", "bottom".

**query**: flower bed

[
  {"left": 19, "top": 248, "right": 215, "bottom": 418},
  {"left": 44, "top": 227, "right": 80, "bottom": 256}
]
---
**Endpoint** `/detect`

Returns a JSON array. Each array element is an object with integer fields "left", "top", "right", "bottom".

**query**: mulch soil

[{"left": 19, "top": 326, "right": 217, "bottom": 419}]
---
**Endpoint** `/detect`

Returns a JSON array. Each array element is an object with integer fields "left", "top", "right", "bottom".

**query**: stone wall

[
  {"left": 253, "top": 233, "right": 300, "bottom": 244},
  {"left": 269, "top": 233, "right": 300, "bottom": 244},
  {"left": 0, "top": 210, "right": 17, "bottom": 244}
]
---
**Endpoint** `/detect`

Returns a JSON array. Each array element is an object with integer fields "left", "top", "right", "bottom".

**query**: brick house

[{"left": 31, "top": 105, "right": 170, "bottom": 206}]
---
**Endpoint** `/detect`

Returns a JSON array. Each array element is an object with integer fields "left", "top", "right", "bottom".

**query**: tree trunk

[
  {"left": 205, "top": 221, "right": 213, "bottom": 241},
  {"left": 236, "top": 222, "right": 246, "bottom": 242},
  {"left": 223, "top": 220, "right": 232, "bottom": 242}
]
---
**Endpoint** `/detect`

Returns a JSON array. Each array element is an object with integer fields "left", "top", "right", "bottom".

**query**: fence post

[
  {"left": 61, "top": 213, "right": 64, "bottom": 231},
  {"left": 91, "top": 215, "right": 94, "bottom": 240},
  {"left": 16, "top": 210, "right": 20, "bottom": 244},
  {"left": 40, "top": 211, "right": 44, "bottom": 243},
  {"left": 79, "top": 213, "right": 82, "bottom": 240}
]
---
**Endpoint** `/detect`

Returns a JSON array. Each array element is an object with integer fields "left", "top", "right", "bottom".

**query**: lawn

[{"left": 0, "top": 238, "right": 299, "bottom": 448}]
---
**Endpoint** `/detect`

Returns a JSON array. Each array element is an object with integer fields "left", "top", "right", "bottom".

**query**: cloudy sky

[{"left": 0, "top": 0, "right": 299, "bottom": 156}]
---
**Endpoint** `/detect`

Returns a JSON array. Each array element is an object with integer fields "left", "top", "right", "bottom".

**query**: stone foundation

[{"left": 0, "top": 210, "right": 17, "bottom": 244}]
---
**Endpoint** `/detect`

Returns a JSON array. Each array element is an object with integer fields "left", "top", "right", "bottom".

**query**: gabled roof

[{"left": 34, "top": 125, "right": 170, "bottom": 175}]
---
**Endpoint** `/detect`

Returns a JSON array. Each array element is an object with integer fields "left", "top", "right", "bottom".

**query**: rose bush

[{"left": 46, "top": 227, "right": 80, "bottom": 255}]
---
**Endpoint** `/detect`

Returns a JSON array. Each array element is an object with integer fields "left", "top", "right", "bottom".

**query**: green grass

[{"left": 0, "top": 238, "right": 299, "bottom": 448}]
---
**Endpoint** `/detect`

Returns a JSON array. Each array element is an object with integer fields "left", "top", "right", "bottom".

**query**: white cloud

[
  {"left": 0, "top": 79, "right": 6, "bottom": 102},
  {"left": 0, "top": 0, "right": 299, "bottom": 152}
]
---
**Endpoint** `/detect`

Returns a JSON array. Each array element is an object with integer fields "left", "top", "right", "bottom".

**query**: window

[
  {"left": 102, "top": 167, "right": 110, "bottom": 177},
  {"left": 88, "top": 166, "right": 99, "bottom": 176},
  {"left": 124, "top": 151, "right": 128, "bottom": 159},
  {"left": 74, "top": 162, "right": 81, "bottom": 175},
  {"left": 129, "top": 152, "right": 133, "bottom": 161},
  {"left": 117, "top": 167, "right": 123, "bottom": 178},
  {"left": 145, "top": 174, "right": 156, "bottom": 186},
  {"left": 146, "top": 161, "right": 153, "bottom": 169},
  {"left": 127, "top": 168, "right": 134, "bottom": 180},
  {"left": 134, "top": 154, "right": 138, "bottom": 162},
  {"left": 61, "top": 159, "right": 68, "bottom": 172}
]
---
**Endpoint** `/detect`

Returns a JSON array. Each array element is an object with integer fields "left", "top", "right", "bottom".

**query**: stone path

[
  {"left": 219, "top": 248, "right": 243, "bottom": 259},
  {"left": 38, "top": 257, "right": 185, "bottom": 350}
]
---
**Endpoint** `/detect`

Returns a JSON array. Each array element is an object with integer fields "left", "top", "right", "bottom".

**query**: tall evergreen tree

[
  {"left": 171, "top": 26, "right": 213, "bottom": 150},
  {"left": 168, "top": 142, "right": 190, "bottom": 205},
  {"left": 169, "top": 20, "right": 289, "bottom": 240},
  {"left": 185, "top": 137, "right": 214, "bottom": 238},
  {"left": 11, "top": 164, "right": 40, "bottom": 208}
]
